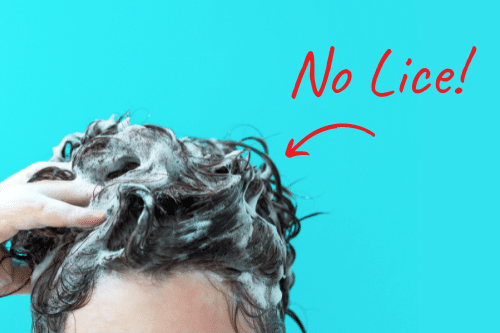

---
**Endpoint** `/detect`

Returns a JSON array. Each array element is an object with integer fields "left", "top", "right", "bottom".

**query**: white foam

[
  {"left": 237, "top": 270, "right": 283, "bottom": 310},
  {"left": 179, "top": 220, "right": 211, "bottom": 242}
]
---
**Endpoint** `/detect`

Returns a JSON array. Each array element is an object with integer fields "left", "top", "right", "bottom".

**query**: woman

[{"left": 0, "top": 114, "right": 309, "bottom": 333}]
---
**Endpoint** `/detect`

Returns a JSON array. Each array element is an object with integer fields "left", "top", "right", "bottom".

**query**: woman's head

[{"left": 9, "top": 113, "right": 307, "bottom": 333}]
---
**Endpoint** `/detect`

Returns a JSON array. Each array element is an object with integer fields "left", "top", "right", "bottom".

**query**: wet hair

[{"left": 2, "top": 114, "right": 315, "bottom": 333}]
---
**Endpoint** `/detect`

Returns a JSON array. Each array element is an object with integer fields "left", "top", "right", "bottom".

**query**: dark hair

[{"left": 4, "top": 114, "right": 314, "bottom": 333}]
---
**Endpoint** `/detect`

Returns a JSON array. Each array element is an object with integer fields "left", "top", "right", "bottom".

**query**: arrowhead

[{"left": 285, "top": 139, "right": 310, "bottom": 158}]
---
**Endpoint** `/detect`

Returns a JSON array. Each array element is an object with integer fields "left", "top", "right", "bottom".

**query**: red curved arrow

[{"left": 285, "top": 123, "right": 375, "bottom": 158}]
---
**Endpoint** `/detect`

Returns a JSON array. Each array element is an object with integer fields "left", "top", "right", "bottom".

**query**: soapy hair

[{"left": 3, "top": 114, "right": 314, "bottom": 333}]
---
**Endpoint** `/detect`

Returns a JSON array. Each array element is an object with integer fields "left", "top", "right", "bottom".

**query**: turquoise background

[{"left": 0, "top": 1, "right": 497, "bottom": 332}]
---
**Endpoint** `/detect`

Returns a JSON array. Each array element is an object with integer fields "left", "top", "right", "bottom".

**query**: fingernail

[{"left": 81, "top": 211, "right": 106, "bottom": 226}]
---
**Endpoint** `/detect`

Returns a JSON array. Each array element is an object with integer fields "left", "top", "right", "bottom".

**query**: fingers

[
  {"left": 24, "top": 162, "right": 72, "bottom": 179},
  {"left": 0, "top": 162, "right": 72, "bottom": 190},
  {"left": 29, "top": 193, "right": 106, "bottom": 229},
  {"left": 1, "top": 161, "right": 101, "bottom": 207},
  {"left": 0, "top": 182, "right": 106, "bottom": 243},
  {"left": 29, "top": 179, "right": 103, "bottom": 207}
]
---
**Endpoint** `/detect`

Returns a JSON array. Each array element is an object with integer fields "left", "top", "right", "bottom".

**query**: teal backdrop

[{"left": 0, "top": 1, "right": 498, "bottom": 332}]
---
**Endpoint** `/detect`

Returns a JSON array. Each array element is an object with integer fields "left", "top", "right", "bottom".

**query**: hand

[
  {"left": 0, "top": 162, "right": 106, "bottom": 244},
  {"left": 0, "top": 162, "right": 106, "bottom": 296}
]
